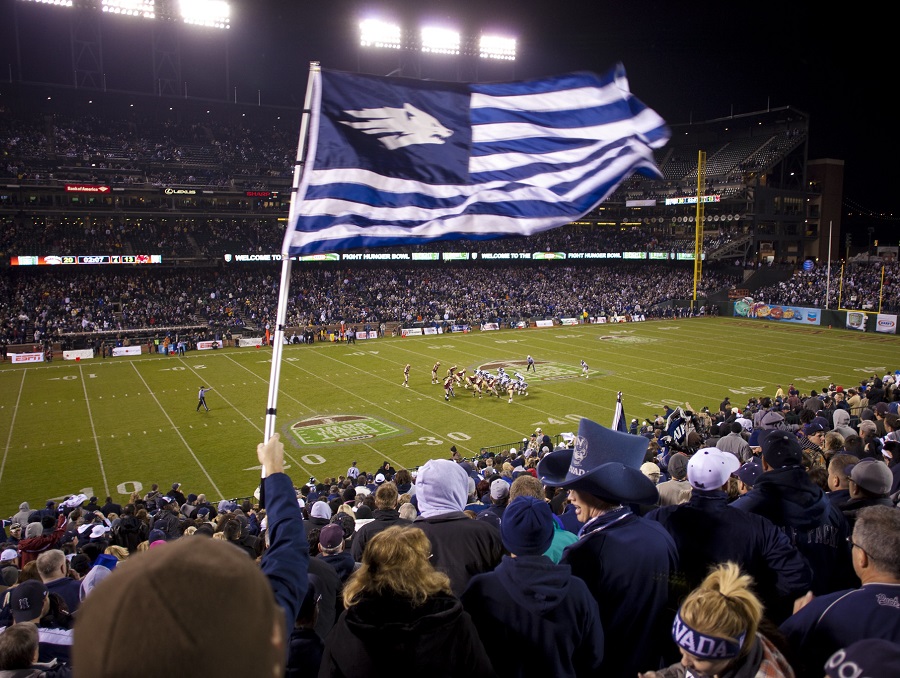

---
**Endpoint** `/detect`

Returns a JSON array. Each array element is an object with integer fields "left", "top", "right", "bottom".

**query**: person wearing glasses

[{"left": 780, "top": 505, "right": 900, "bottom": 677}]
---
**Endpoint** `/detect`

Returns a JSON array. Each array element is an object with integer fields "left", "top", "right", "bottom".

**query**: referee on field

[{"left": 196, "top": 386, "right": 213, "bottom": 412}]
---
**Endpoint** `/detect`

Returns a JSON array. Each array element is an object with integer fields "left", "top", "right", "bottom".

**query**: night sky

[{"left": 0, "top": 0, "right": 894, "bottom": 245}]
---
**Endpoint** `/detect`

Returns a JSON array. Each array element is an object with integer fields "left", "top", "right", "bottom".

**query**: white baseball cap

[{"left": 687, "top": 448, "right": 741, "bottom": 491}]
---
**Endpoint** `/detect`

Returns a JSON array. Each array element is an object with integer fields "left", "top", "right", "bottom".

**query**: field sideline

[{"left": 1, "top": 317, "right": 896, "bottom": 516}]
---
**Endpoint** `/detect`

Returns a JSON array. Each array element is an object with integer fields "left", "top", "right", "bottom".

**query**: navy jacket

[
  {"left": 560, "top": 507, "right": 679, "bottom": 678},
  {"left": 731, "top": 466, "right": 855, "bottom": 595},
  {"left": 780, "top": 582, "right": 900, "bottom": 677},
  {"left": 259, "top": 472, "right": 309, "bottom": 649},
  {"left": 461, "top": 555, "right": 604, "bottom": 678},
  {"left": 646, "top": 489, "right": 812, "bottom": 623}
]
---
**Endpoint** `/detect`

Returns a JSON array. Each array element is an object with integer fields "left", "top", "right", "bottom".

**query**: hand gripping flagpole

[{"left": 260, "top": 62, "right": 321, "bottom": 494}]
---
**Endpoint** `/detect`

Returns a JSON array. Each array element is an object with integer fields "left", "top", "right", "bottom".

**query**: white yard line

[
  {"left": 130, "top": 362, "right": 224, "bottom": 497},
  {"left": 0, "top": 370, "right": 27, "bottom": 486},
  {"left": 79, "top": 363, "right": 112, "bottom": 498},
  {"left": 216, "top": 354, "right": 318, "bottom": 478}
]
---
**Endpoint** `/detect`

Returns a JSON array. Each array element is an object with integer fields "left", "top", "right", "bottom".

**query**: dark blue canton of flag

[{"left": 283, "top": 65, "right": 670, "bottom": 255}]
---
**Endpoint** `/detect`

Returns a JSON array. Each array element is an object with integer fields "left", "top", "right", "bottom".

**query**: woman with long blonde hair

[
  {"left": 640, "top": 562, "right": 795, "bottom": 677},
  {"left": 319, "top": 525, "right": 494, "bottom": 677}
]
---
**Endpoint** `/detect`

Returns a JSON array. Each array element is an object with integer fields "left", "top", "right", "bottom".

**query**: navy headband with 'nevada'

[{"left": 672, "top": 610, "right": 746, "bottom": 660}]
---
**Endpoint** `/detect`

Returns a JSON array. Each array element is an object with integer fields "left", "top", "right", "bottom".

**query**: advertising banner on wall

[
  {"left": 845, "top": 312, "right": 867, "bottom": 332},
  {"left": 733, "top": 299, "right": 822, "bottom": 325},
  {"left": 63, "top": 349, "right": 94, "bottom": 361},
  {"left": 875, "top": 314, "right": 898, "bottom": 334},
  {"left": 112, "top": 346, "right": 142, "bottom": 357},
  {"left": 10, "top": 352, "right": 44, "bottom": 363}
]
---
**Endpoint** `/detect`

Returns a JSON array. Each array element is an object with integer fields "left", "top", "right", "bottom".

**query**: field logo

[
  {"left": 290, "top": 415, "right": 404, "bottom": 446},
  {"left": 599, "top": 334, "right": 656, "bottom": 344},
  {"left": 480, "top": 360, "right": 595, "bottom": 381}
]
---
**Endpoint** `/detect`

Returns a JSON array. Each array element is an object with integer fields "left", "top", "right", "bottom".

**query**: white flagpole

[{"left": 262, "top": 62, "right": 321, "bottom": 471}]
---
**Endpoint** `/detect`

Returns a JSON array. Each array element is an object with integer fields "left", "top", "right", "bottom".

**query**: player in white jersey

[
  {"left": 581, "top": 360, "right": 589, "bottom": 378},
  {"left": 402, "top": 363, "right": 410, "bottom": 387},
  {"left": 431, "top": 361, "right": 441, "bottom": 384}
]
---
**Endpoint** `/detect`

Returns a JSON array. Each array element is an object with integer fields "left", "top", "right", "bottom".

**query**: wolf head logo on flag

[{"left": 339, "top": 103, "right": 454, "bottom": 150}]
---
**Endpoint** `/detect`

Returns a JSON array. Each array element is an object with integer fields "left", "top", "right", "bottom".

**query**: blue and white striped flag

[{"left": 283, "top": 65, "right": 670, "bottom": 255}]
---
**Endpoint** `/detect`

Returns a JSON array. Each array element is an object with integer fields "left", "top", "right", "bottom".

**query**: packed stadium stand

[{"left": 2, "top": 77, "right": 894, "bottom": 354}]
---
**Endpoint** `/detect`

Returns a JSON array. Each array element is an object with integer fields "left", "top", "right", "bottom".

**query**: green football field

[{"left": 1, "top": 317, "right": 896, "bottom": 517}]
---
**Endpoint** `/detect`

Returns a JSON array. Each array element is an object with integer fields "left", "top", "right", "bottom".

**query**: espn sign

[{"left": 10, "top": 352, "right": 44, "bottom": 363}]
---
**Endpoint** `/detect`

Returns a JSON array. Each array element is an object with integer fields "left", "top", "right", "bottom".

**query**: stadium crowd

[
  {"left": 753, "top": 260, "right": 900, "bottom": 312},
  {"left": 0, "top": 263, "right": 742, "bottom": 348},
  {"left": 1, "top": 377, "right": 899, "bottom": 676},
  {"left": 0, "top": 213, "right": 745, "bottom": 259}
]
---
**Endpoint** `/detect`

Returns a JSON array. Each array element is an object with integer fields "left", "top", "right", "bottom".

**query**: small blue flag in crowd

[
  {"left": 665, "top": 407, "right": 688, "bottom": 447},
  {"left": 283, "top": 64, "right": 670, "bottom": 255},
  {"left": 613, "top": 391, "right": 628, "bottom": 434}
]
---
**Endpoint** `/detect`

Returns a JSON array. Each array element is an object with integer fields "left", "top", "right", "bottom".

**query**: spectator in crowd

[
  {"left": 638, "top": 562, "right": 794, "bottom": 678},
  {"left": 72, "top": 432, "right": 308, "bottom": 676},
  {"left": 646, "top": 447, "right": 812, "bottom": 623},
  {"left": 5, "top": 579, "right": 73, "bottom": 666},
  {"left": 350, "top": 482, "right": 411, "bottom": 562},
  {"left": 717, "top": 422, "right": 753, "bottom": 462},
  {"left": 780, "top": 505, "right": 900, "bottom": 677},
  {"left": 319, "top": 525, "right": 495, "bottom": 678},
  {"left": 461, "top": 496, "right": 604, "bottom": 677},
  {"left": 733, "top": 458, "right": 763, "bottom": 495},
  {"left": 0, "top": 621, "right": 69, "bottom": 677},
  {"left": 10, "top": 503, "right": 32, "bottom": 529},
  {"left": 508, "top": 474, "right": 577, "bottom": 563},
  {"left": 657, "top": 452, "right": 692, "bottom": 506},
  {"left": 474, "top": 478, "right": 510, "bottom": 529},
  {"left": 823, "top": 638, "right": 900, "bottom": 678},
  {"left": 35, "top": 550, "right": 81, "bottom": 615},
  {"left": 826, "top": 453, "right": 860, "bottom": 506},
  {"left": 316, "top": 524, "right": 355, "bottom": 584},
  {"left": 831, "top": 409, "right": 856, "bottom": 440},
  {"left": 285, "top": 573, "right": 324, "bottom": 678},
  {"left": 538, "top": 417, "right": 678, "bottom": 677},
  {"left": 837, "top": 458, "right": 895, "bottom": 529},
  {"left": 16, "top": 516, "right": 66, "bottom": 568},
  {"left": 411, "top": 459, "right": 503, "bottom": 596},
  {"left": 732, "top": 429, "right": 856, "bottom": 596}
]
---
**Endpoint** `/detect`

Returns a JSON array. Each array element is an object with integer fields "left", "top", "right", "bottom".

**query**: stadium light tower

[
  {"left": 359, "top": 18, "right": 402, "bottom": 49},
  {"left": 420, "top": 26, "right": 460, "bottom": 55},
  {"left": 479, "top": 34, "right": 516, "bottom": 61},
  {"left": 102, "top": 0, "right": 155, "bottom": 19},
  {"left": 179, "top": 0, "right": 230, "bottom": 29}
]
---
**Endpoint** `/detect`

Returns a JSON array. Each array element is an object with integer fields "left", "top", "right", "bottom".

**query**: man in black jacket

[{"left": 351, "top": 482, "right": 411, "bottom": 561}]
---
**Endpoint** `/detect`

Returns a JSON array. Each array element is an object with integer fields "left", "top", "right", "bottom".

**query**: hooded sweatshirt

[
  {"left": 831, "top": 409, "right": 857, "bottom": 439},
  {"left": 11, "top": 503, "right": 31, "bottom": 527},
  {"left": 413, "top": 458, "right": 503, "bottom": 595},
  {"left": 415, "top": 459, "right": 468, "bottom": 517},
  {"left": 731, "top": 465, "right": 855, "bottom": 594},
  {"left": 461, "top": 555, "right": 604, "bottom": 677}
]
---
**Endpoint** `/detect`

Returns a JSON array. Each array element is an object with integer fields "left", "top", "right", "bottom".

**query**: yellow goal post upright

[
  {"left": 836, "top": 261, "right": 886, "bottom": 316},
  {"left": 691, "top": 150, "right": 707, "bottom": 312}
]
